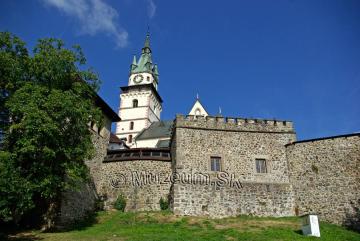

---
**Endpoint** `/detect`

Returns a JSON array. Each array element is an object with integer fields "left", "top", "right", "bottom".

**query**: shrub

[
  {"left": 114, "top": 194, "right": 126, "bottom": 212},
  {"left": 159, "top": 197, "right": 169, "bottom": 210}
]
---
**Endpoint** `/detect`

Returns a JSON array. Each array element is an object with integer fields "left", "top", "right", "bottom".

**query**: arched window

[
  {"left": 147, "top": 76, "right": 150, "bottom": 82},
  {"left": 195, "top": 108, "right": 201, "bottom": 116},
  {"left": 129, "top": 121, "right": 134, "bottom": 130},
  {"left": 133, "top": 99, "right": 138, "bottom": 108},
  {"left": 128, "top": 135, "right": 133, "bottom": 143}
]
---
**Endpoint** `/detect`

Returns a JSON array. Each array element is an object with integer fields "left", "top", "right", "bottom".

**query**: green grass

[{"left": 6, "top": 211, "right": 360, "bottom": 241}]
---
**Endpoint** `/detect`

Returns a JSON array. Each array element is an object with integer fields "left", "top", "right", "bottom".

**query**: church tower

[{"left": 115, "top": 33, "right": 162, "bottom": 146}]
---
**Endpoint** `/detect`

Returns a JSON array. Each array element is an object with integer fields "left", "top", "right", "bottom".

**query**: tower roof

[
  {"left": 142, "top": 32, "right": 151, "bottom": 53},
  {"left": 130, "top": 32, "right": 159, "bottom": 82}
]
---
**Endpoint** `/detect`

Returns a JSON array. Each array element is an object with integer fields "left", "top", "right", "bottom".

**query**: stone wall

[
  {"left": 171, "top": 115, "right": 296, "bottom": 217},
  {"left": 172, "top": 182, "right": 294, "bottom": 218},
  {"left": 287, "top": 134, "right": 360, "bottom": 229},
  {"left": 100, "top": 159, "right": 172, "bottom": 211},
  {"left": 58, "top": 116, "right": 112, "bottom": 225},
  {"left": 58, "top": 112, "right": 360, "bottom": 229}
]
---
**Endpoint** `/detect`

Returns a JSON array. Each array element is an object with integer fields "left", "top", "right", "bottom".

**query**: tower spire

[{"left": 142, "top": 30, "right": 151, "bottom": 54}]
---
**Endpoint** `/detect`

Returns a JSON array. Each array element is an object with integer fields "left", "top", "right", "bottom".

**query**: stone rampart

[{"left": 286, "top": 134, "right": 360, "bottom": 230}]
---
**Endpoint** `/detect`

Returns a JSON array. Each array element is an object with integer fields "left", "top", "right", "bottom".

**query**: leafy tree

[
  {"left": 0, "top": 32, "right": 29, "bottom": 146},
  {"left": 0, "top": 32, "right": 103, "bottom": 230}
]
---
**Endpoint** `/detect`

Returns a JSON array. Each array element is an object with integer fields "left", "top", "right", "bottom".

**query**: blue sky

[{"left": 1, "top": 0, "right": 359, "bottom": 140}]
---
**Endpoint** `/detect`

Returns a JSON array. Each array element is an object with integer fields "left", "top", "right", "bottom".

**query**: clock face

[{"left": 133, "top": 74, "right": 144, "bottom": 84}]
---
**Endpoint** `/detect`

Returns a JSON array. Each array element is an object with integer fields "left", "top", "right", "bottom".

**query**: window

[
  {"left": 147, "top": 76, "right": 150, "bottom": 82},
  {"left": 128, "top": 135, "right": 133, "bottom": 143},
  {"left": 152, "top": 151, "right": 161, "bottom": 157},
  {"left": 133, "top": 99, "right": 138, "bottom": 108},
  {"left": 255, "top": 159, "right": 267, "bottom": 173},
  {"left": 129, "top": 121, "right": 134, "bottom": 130},
  {"left": 195, "top": 108, "right": 201, "bottom": 116},
  {"left": 210, "top": 156, "right": 221, "bottom": 171}
]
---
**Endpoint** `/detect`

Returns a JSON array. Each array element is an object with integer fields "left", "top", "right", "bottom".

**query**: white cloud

[
  {"left": 147, "top": 0, "right": 156, "bottom": 19},
  {"left": 41, "top": 0, "right": 128, "bottom": 48}
]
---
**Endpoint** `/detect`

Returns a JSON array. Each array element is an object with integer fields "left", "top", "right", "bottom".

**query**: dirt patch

[
  {"left": 136, "top": 212, "right": 179, "bottom": 223},
  {"left": 6, "top": 232, "right": 43, "bottom": 241}
]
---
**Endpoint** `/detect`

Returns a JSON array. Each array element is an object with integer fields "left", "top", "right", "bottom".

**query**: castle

[{"left": 60, "top": 33, "right": 360, "bottom": 230}]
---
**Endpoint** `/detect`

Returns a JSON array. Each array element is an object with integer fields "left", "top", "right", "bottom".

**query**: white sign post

[{"left": 302, "top": 214, "right": 320, "bottom": 237}]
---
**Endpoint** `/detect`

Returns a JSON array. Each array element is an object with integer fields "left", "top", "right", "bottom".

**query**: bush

[
  {"left": 159, "top": 197, "right": 169, "bottom": 210},
  {"left": 114, "top": 194, "right": 126, "bottom": 212}
]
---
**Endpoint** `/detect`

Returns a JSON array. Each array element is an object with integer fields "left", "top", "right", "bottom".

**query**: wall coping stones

[
  {"left": 175, "top": 114, "right": 295, "bottom": 134},
  {"left": 285, "top": 133, "right": 360, "bottom": 146}
]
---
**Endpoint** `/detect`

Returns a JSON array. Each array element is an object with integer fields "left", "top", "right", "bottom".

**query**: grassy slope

[{"left": 6, "top": 211, "right": 360, "bottom": 241}]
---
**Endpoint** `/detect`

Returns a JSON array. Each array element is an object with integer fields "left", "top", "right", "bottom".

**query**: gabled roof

[
  {"left": 95, "top": 93, "right": 121, "bottom": 122},
  {"left": 188, "top": 98, "right": 209, "bottom": 116},
  {"left": 109, "top": 133, "right": 129, "bottom": 149},
  {"left": 135, "top": 120, "right": 173, "bottom": 141},
  {"left": 74, "top": 76, "right": 120, "bottom": 122},
  {"left": 110, "top": 133, "right": 123, "bottom": 143}
]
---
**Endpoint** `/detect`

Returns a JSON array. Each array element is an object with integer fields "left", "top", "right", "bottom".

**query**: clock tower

[{"left": 115, "top": 33, "right": 162, "bottom": 146}]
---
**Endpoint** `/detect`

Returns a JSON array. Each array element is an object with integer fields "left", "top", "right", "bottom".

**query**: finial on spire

[
  {"left": 219, "top": 106, "right": 222, "bottom": 115},
  {"left": 196, "top": 93, "right": 199, "bottom": 100}
]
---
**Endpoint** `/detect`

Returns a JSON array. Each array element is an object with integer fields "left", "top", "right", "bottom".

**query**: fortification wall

[
  {"left": 176, "top": 114, "right": 295, "bottom": 133},
  {"left": 287, "top": 134, "right": 360, "bottom": 229},
  {"left": 171, "top": 115, "right": 296, "bottom": 217},
  {"left": 100, "top": 159, "right": 172, "bottom": 211},
  {"left": 59, "top": 118, "right": 111, "bottom": 226},
  {"left": 172, "top": 182, "right": 294, "bottom": 217}
]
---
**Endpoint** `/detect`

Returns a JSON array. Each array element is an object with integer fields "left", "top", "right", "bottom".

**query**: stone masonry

[
  {"left": 287, "top": 134, "right": 360, "bottom": 229},
  {"left": 59, "top": 116, "right": 112, "bottom": 225},
  {"left": 61, "top": 113, "right": 360, "bottom": 229},
  {"left": 100, "top": 159, "right": 172, "bottom": 211},
  {"left": 171, "top": 114, "right": 297, "bottom": 218}
]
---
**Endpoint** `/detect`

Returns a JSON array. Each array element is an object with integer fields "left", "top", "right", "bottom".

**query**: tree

[
  {"left": 0, "top": 32, "right": 103, "bottom": 230},
  {"left": 0, "top": 32, "right": 29, "bottom": 146}
]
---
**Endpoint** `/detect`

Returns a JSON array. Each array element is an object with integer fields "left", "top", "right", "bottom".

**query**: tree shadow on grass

[
  {"left": 0, "top": 212, "right": 99, "bottom": 240},
  {"left": 0, "top": 222, "right": 42, "bottom": 241},
  {"left": 55, "top": 211, "right": 99, "bottom": 232}
]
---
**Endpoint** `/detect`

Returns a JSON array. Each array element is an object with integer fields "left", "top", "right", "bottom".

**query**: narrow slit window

[
  {"left": 129, "top": 121, "right": 134, "bottom": 130},
  {"left": 210, "top": 156, "right": 221, "bottom": 172}
]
